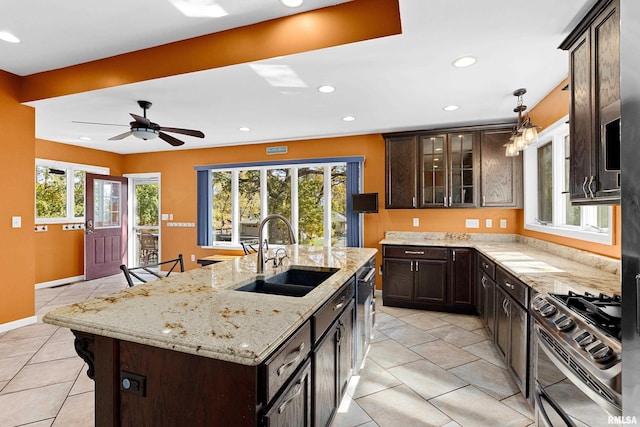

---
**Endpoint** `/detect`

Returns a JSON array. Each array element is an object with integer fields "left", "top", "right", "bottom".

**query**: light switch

[
  {"left": 11, "top": 216, "right": 21, "bottom": 228},
  {"left": 465, "top": 219, "right": 479, "bottom": 228},
  {"left": 500, "top": 219, "right": 507, "bottom": 228},
  {"left": 161, "top": 214, "right": 169, "bottom": 221},
  {"left": 413, "top": 218, "right": 419, "bottom": 227},
  {"left": 485, "top": 219, "right": 493, "bottom": 228}
]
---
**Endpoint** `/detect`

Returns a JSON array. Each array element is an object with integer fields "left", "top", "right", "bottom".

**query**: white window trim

[
  {"left": 35, "top": 159, "right": 109, "bottom": 224},
  {"left": 523, "top": 116, "right": 612, "bottom": 245}
]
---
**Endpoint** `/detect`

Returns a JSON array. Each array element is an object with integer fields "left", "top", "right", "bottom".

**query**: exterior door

[{"left": 85, "top": 173, "right": 128, "bottom": 280}]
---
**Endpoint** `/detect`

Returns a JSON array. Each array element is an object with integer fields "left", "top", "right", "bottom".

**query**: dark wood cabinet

[
  {"left": 382, "top": 245, "right": 473, "bottom": 313},
  {"left": 263, "top": 359, "right": 312, "bottom": 427},
  {"left": 476, "top": 252, "right": 496, "bottom": 339},
  {"left": 385, "top": 135, "right": 418, "bottom": 208},
  {"left": 561, "top": 0, "right": 620, "bottom": 204},
  {"left": 479, "top": 129, "right": 523, "bottom": 208}
]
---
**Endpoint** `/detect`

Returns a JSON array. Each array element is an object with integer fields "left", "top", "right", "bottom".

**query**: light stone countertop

[
  {"left": 380, "top": 232, "right": 621, "bottom": 297},
  {"left": 43, "top": 245, "right": 377, "bottom": 366}
]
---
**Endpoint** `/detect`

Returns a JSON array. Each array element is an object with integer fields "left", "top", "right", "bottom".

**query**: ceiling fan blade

[
  {"left": 159, "top": 132, "right": 185, "bottom": 147},
  {"left": 130, "top": 113, "right": 151, "bottom": 127},
  {"left": 109, "top": 131, "right": 133, "bottom": 141},
  {"left": 72, "top": 120, "right": 129, "bottom": 127},
  {"left": 159, "top": 127, "right": 205, "bottom": 138}
]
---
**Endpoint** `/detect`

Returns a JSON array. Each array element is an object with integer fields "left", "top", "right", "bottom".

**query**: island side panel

[{"left": 94, "top": 335, "right": 120, "bottom": 427}]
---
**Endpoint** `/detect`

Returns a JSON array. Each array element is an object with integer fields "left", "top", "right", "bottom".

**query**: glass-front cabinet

[{"left": 420, "top": 132, "right": 477, "bottom": 208}]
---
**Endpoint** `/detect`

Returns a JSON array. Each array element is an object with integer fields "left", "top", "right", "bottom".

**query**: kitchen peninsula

[{"left": 43, "top": 245, "right": 377, "bottom": 427}]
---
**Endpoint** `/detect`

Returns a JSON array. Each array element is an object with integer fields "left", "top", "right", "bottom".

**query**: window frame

[
  {"left": 35, "top": 159, "right": 109, "bottom": 224},
  {"left": 523, "top": 117, "right": 613, "bottom": 245}
]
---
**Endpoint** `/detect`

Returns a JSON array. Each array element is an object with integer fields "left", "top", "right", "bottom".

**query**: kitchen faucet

[{"left": 256, "top": 214, "right": 297, "bottom": 274}]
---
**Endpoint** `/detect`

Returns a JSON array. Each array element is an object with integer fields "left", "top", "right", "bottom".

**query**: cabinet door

[
  {"left": 414, "top": 259, "right": 447, "bottom": 304},
  {"left": 419, "top": 134, "right": 448, "bottom": 207},
  {"left": 385, "top": 136, "right": 418, "bottom": 208},
  {"left": 448, "top": 133, "right": 478, "bottom": 207},
  {"left": 382, "top": 259, "right": 414, "bottom": 301},
  {"left": 450, "top": 248, "right": 473, "bottom": 307},
  {"left": 482, "top": 274, "right": 496, "bottom": 339},
  {"left": 337, "top": 302, "right": 354, "bottom": 400},
  {"left": 568, "top": 31, "right": 594, "bottom": 202},
  {"left": 509, "top": 302, "right": 528, "bottom": 396},
  {"left": 480, "top": 129, "right": 523, "bottom": 207},
  {"left": 264, "top": 359, "right": 312, "bottom": 427},
  {"left": 312, "top": 326, "right": 337, "bottom": 427},
  {"left": 495, "top": 287, "right": 509, "bottom": 360}
]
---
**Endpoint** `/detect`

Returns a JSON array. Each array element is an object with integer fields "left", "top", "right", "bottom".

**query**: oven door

[{"left": 534, "top": 323, "right": 621, "bottom": 427}]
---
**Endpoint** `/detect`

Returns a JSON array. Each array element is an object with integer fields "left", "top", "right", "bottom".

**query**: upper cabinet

[
  {"left": 560, "top": 0, "right": 620, "bottom": 205},
  {"left": 385, "top": 126, "right": 522, "bottom": 209}
]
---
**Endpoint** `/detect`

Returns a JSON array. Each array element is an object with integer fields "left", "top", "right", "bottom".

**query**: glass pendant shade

[
  {"left": 504, "top": 142, "right": 519, "bottom": 157},
  {"left": 522, "top": 124, "right": 538, "bottom": 144},
  {"left": 514, "top": 133, "right": 527, "bottom": 151}
]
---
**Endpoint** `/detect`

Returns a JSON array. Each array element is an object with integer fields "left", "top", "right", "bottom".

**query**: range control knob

[
  {"left": 573, "top": 330, "right": 596, "bottom": 347},
  {"left": 538, "top": 302, "right": 557, "bottom": 317},
  {"left": 531, "top": 296, "right": 547, "bottom": 310},
  {"left": 553, "top": 315, "right": 575, "bottom": 331},
  {"left": 586, "top": 341, "right": 614, "bottom": 363}
]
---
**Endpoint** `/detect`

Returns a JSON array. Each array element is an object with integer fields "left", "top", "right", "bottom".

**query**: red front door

[{"left": 85, "top": 173, "right": 128, "bottom": 280}]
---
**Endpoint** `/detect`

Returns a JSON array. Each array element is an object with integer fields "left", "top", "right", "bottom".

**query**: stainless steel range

[{"left": 530, "top": 291, "right": 622, "bottom": 426}]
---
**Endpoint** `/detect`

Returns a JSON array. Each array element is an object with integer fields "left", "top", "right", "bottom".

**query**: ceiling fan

[{"left": 75, "top": 100, "right": 205, "bottom": 147}]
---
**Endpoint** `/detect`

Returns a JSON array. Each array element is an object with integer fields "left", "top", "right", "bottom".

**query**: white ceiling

[{"left": 3, "top": 0, "right": 595, "bottom": 154}]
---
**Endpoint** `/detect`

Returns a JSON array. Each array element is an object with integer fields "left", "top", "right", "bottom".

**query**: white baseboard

[
  {"left": 0, "top": 315, "right": 37, "bottom": 333},
  {"left": 35, "top": 275, "right": 85, "bottom": 290}
]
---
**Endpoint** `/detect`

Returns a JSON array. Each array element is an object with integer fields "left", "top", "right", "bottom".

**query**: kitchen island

[{"left": 43, "top": 245, "right": 377, "bottom": 427}]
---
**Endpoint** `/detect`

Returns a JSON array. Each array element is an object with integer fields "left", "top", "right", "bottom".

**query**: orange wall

[
  {"left": 34, "top": 140, "right": 124, "bottom": 283},
  {"left": 0, "top": 71, "right": 36, "bottom": 325},
  {"left": 522, "top": 79, "right": 621, "bottom": 259}
]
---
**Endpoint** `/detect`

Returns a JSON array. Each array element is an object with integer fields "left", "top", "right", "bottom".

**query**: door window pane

[
  {"left": 298, "top": 167, "right": 324, "bottom": 245},
  {"left": 267, "top": 168, "right": 292, "bottom": 244},
  {"left": 94, "top": 180, "right": 121, "bottom": 228},
  {"left": 239, "top": 170, "right": 261, "bottom": 241},
  {"left": 564, "top": 135, "right": 580, "bottom": 226},
  {"left": 331, "top": 165, "right": 347, "bottom": 247},
  {"left": 212, "top": 171, "right": 232, "bottom": 243},
  {"left": 35, "top": 165, "right": 67, "bottom": 218},
  {"left": 74, "top": 171, "right": 85, "bottom": 218},
  {"left": 538, "top": 142, "right": 553, "bottom": 223}
]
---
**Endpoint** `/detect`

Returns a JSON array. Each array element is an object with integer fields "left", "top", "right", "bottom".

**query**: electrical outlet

[
  {"left": 485, "top": 219, "right": 492, "bottom": 228},
  {"left": 412, "top": 218, "right": 419, "bottom": 227},
  {"left": 500, "top": 219, "right": 507, "bottom": 228},
  {"left": 12, "top": 216, "right": 21, "bottom": 228},
  {"left": 465, "top": 219, "right": 479, "bottom": 228},
  {"left": 191, "top": 254, "right": 196, "bottom": 261},
  {"left": 169, "top": 214, "right": 174, "bottom": 220}
]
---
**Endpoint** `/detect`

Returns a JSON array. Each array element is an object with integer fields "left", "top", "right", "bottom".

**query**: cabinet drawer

[
  {"left": 477, "top": 253, "right": 495, "bottom": 280},
  {"left": 496, "top": 267, "right": 529, "bottom": 308},
  {"left": 313, "top": 278, "right": 355, "bottom": 344},
  {"left": 383, "top": 245, "right": 447, "bottom": 260},
  {"left": 263, "top": 320, "right": 311, "bottom": 403}
]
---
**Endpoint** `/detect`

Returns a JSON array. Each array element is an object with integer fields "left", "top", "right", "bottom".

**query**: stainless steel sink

[{"left": 235, "top": 267, "right": 339, "bottom": 297}]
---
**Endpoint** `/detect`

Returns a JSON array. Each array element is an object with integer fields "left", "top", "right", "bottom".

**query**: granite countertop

[
  {"left": 380, "top": 232, "right": 621, "bottom": 297},
  {"left": 43, "top": 245, "right": 377, "bottom": 366}
]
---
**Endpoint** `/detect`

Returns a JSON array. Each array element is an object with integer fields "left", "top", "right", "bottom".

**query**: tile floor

[{"left": 0, "top": 275, "right": 534, "bottom": 426}]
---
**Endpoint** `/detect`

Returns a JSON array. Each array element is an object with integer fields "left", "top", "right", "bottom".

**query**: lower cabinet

[
  {"left": 478, "top": 271, "right": 496, "bottom": 339},
  {"left": 263, "top": 359, "right": 312, "bottom": 427}
]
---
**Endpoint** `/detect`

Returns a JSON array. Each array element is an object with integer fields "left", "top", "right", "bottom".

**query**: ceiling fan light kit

[{"left": 131, "top": 127, "right": 159, "bottom": 140}]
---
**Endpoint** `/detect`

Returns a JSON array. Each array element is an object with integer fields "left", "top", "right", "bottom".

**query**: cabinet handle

[
  {"left": 482, "top": 196, "right": 486, "bottom": 207},
  {"left": 481, "top": 276, "right": 487, "bottom": 288},
  {"left": 404, "top": 250, "right": 425, "bottom": 255},
  {"left": 588, "top": 176, "right": 595, "bottom": 199},
  {"left": 449, "top": 196, "right": 452, "bottom": 206},
  {"left": 443, "top": 196, "right": 448, "bottom": 207},
  {"left": 482, "top": 262, "right": 489, "bottom": 270},
  {"left": 410, "top": 261, "right": 413, "bottom": 272},
  {"left": 415, "top": 261, "right": 419, "bottom": 272},
  {"left": 278, "top": 380, "right": 304, "bottom": 414},
  {"left": 582, "top": 176, "right": 589, "bottom": 199},
  {"left": 505, "top": 281, "right": 514, "bottom": 290},
  {"left": 452, "top": 250, "right": 456, "bottom": 262},
  {"left": 277, "top": 342, "right": 305, "bottom": 376},
  {"left": 333, "top": 296, "right": 346, "bottom": 311},
  {"left": 412, "top": 196, "right": 416, "bottom": 208}
]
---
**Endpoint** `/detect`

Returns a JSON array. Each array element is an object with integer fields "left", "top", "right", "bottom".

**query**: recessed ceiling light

[
  {"left": 79, "top": 136, "right": 92, "bottom": 141},
  {"left": 281, "top": 0, "right": 303, "bottom": 7},
  {"left": 0, "top": 31, "right": 20, "bottom": 43},
  {"left": 453, "top": 56, "right": 477, "bottom": 68},
  {"left": 168, "top": 0, "right": 228, "bottom": 17},
  {"left": 318, "top": 85, "right": 335, "bottom": 94},
  {"left": 239, "top": 127, "right": 251, "bottom": 132},
  {"left": 342, "top": 116, "right": 356, "bottom": 122},
  {"left": 443, "top": 105, "right": 459, "bottom": 111}
]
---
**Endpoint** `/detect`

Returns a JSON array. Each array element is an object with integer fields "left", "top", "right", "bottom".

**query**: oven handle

[
  {"left": 359, "top": 268, "right": 376, "bottom": 284},
  {"left": 534, "top": 382, "right": 577, "bottom": 427}
]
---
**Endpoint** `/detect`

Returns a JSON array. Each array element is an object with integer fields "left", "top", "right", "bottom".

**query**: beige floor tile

[
  {"left": 388, "top": 359, "right": 467, "bottom": 400},
  {"left": 428, "top": 325, "right": 486, "bottom": 347},
  {"left": 429, "top": 385, "right": 532, "bottom": 427},
  {"left": 357, "top": 385, "right": 452, "bottom": 427},
  {"left": 448, "top": 359, "right": 520, "bottom": 400},
  {"left": 0, "top": 382, "right": 73, "bottom": 426},
  {"left": 52, "top": 391, "right": 94, "bottom": 427},
  {"left": 0, "top": 380, "right": 7, "bottom": 391},
  {"left": 375, "top": 312, "right": 408, "bottom": 331},
  {"left": 0, "top": 336, "right": 48, "bottom": 359},
  {"left": 1, "top": 323, "right": 58, "bottom": 341},
  {"left": 378, "top": 305, "right": 424, "bottom": 318},
  {"left": 0, "top": 354, "right": 31, "bottom": 382},
  {"left": 349, "top": 358, "right": 402, "bottom": 399},
  {"left": 2, "top": 357, "right": 83, "bottom": 394},
  {"left": 370, "top": 329, "right": 389, "bottom": 343},
  {"left": 400, "top": 312, "right": 450, "bottom": 331},
  {"left": 331, "top": 394, "right": 373, "bottom": 427},
  {"left": 70, "top": 366, "right": 94, "bottom": 395},
  {"left": 22, "top": 420, "right": 55, "bottom": 427},
  {"left": 368, "top": 339, "right": 422, "bottom": 369},
  {"left": 381, "top": 324, "right": 438, "bottom": 347},
  {"left": 30, "top": 339, "right": 77, "bottom": 363},
  {"left": 410, "top": 340, "right": 478, "bottom": 369},
  {"left": 439, "top": 314, "right": 485, "bottom": 331},
  {"left": 48, "top": 327, "right": 74, "bottom": 343},
  {"left": 462, "top": 339, "right": 507, "bottom": 369},
  {"left": 472, "top": 326, "right": 491, "bottom": 339},
  {"left": 501, "top": 393, "right": 534, "bottom": 419}
]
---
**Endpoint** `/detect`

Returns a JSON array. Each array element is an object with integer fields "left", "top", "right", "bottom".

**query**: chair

[
  {"left": 241, "top": 239, "right": 268, "bottom": 255},
  {"left": 120, "top": 254, "right": 184, "bottom": 287},
  {"left": 139, "top": 232, "right": 158, "bottom": 265}
]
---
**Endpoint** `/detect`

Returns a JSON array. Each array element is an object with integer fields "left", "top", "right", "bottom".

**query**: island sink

[{"left": 236, "top": 267, "right": 339, "bottom": 297}]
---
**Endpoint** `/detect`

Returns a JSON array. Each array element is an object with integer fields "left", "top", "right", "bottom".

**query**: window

[
  {"left": 35, "top": 159, "right": 108, "bottom": 223},
  {"left": 197, "top": 158, "right": 362, "bottom": 248},
  {"left": 523, "top": 118, "right": 612, "bottom": 244}
]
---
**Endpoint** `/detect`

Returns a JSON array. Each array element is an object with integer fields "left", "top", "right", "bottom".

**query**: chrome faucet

[{"left": 256, "top": 214, "right": 297, "bottom": 274}]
